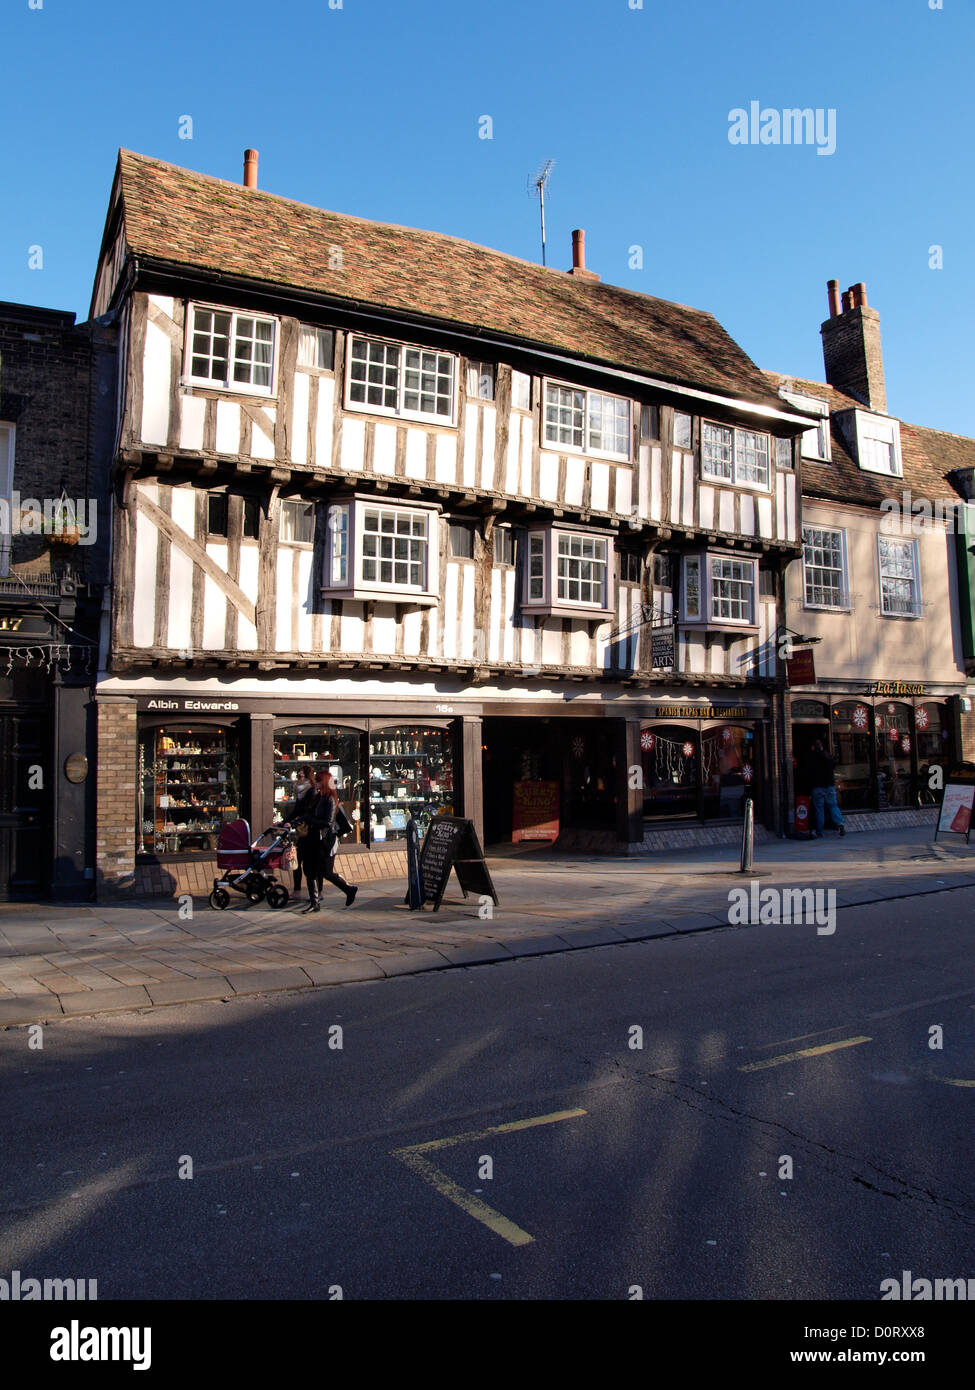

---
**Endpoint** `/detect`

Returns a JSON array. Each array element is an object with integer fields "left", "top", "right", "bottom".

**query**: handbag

[
  {"left": 281, "top": 843, "right": 298, "bottom": 869},
  {"left": 334, "top": 806, "right": 354, "bottom": 837},
  {"left": 294, "top": 821, "right": 309, "bottom": 839}
]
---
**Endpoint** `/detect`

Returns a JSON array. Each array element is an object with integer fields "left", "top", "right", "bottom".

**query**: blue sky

[{"left": 2, "top": 0, "right": 971, "bottom": 432}]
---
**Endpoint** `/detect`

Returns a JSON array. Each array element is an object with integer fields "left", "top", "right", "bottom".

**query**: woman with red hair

[{"left": 299, "top": 768, "right": 358, "bottom": 913}]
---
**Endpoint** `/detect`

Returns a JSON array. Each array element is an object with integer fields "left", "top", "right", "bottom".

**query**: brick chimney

[
  {"left": 568, "top": 229, "right": 600, "bottom": 282},
  {"left": 243, "top": 148, "right": 259, "bottom": 189},
  {"left": 821, "top": 279, "right": 886, "bottom": 412}
]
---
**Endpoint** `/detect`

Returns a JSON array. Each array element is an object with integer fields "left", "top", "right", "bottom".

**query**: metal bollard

[{"left": 739, "top": 798, "right": 755, "bottom": 874}]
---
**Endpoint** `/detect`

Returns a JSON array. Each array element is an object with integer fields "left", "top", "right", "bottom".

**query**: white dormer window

[
  {"left": 780, "top": 391, "right": 831, "bottom": 462},
  {"left": 856, "top": 412, "right": 901, "bottom": 476},
  {"left": 186, "top": 304, "right": 276, "bottom": 395},
  {"left": 543, "top": 381, "right": 631, "bottom": 459},
  {"left": 346, "top": 336, "right": 457, "bottom": 424}
]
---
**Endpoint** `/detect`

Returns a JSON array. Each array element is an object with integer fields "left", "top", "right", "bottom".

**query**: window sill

[
  {"left": 521, "top": 603, "right": 614, "bottom": 621},
  {"left": 700, "top": 474, "right": 772, "bottom": 493},
  {"left": 678, "top": 620, "right": 760, "bottom": 634},
  {"left": 181, "top": 380, "right": 276, "bottom": 403},
  {"left": 343, "top": 401, "right": 458, "bottom": 430},
  {"left": 322, "top": 586, "right": 439, "bottom": 608}
]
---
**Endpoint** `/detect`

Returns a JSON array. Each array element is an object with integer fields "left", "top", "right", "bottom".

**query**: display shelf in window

[
  {"left": 272, "top": 723, "right": 365, "bottom": 843},
  {"left": 367, "top": 726, "right": 453, "bottom": 842},
  {"left": 137, "top": 725, "right": 239, "bottom": 856}
]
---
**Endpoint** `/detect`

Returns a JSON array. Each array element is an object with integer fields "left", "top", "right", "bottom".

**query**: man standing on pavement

[{"left": 808, "top": 738, "right": 845, "bottom": 839}]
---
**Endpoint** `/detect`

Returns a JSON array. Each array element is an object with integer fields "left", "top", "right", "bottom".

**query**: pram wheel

[
  {"left": 266, "top": 883, "right": 289, "bottom": 910},
  {"left": 245, "top": 882, "right": 266, "bottom": 904},
  {"left": 209, "top": 887, "right": 230, "bottom": 911}
]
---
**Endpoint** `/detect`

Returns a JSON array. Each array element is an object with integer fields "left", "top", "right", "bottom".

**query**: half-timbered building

[{"left": 91, "top": 149, "right": 814, "bottom": 896}]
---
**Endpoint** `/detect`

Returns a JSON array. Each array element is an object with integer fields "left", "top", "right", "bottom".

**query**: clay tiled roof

[
  {"left": 763, "top": 371, "right": 975, "bottom": 508},
  {"left": 112, "top": 150, "right": 783, "bottom": 409}
]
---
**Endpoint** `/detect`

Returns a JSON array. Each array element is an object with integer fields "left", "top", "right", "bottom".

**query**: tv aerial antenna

[{"left": 528, "top": 159, "right": 555, "bottom": 266}]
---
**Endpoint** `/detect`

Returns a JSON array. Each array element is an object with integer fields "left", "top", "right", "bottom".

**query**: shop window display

[
  {"left": 640, "top": 727, "right": 698, "bottom": 819},
  {"left": 875, "top": 702, "right": 913, "bottom": 807},
  {"left": 273, "top": 725, "right": 363, "bottom": 840},
  {"left": 369, "top": 726, "right": 452, "bottom": 841},
  {"left": 916, "top": 703, "right": 951, "bottom": 805},
  {"left": 830, "top": 702, "right": 873, "bottom": 809},
  {"left": 138, "top": 725, "right": 239, "bottom": 855},
  {"left": 701, "top": 725, "right": 756, "bottom": 820}
]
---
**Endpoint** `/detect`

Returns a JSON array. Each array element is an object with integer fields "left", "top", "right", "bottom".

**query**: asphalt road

[{"left": 2, "top": 888, "right": 974, "bottom": 1300}]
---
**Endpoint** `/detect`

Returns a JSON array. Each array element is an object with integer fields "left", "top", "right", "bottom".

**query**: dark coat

[
  {"left": 295, "top": 791, "right": 338, "bottom": 876},
  {"left": 808, "top": 749, "right": 837, "bottom": 789}
]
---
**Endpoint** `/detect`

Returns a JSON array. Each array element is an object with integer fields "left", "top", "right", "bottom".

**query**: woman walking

[
  {"left": 285, "top": 765, "right": 316, "bottom": 898},
  {"left": 300, "top": 769, "right": 359, "bottom": 914}
]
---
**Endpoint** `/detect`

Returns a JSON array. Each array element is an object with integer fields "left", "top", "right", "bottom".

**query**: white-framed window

[
  {"left": 297, "top": 326, "right": 334, "bottom": 370},
  {"left": 780, "top": 391, "right": 831, "bottom": 461},
  {"left": 186, "top": 304, "right": 276, "bottom": 394},
  {"left": 542, "top": 380, "right": 631, "bottom": 459},
  {"left": 280, "top": 500, "right": 316, "bottom": 546},
  {"left": 0, "top": 422, "right": 14, "bottom": 577},
  {"left": 494, "top": 526, "right": 516, "bottom": 566},
  {"left": 323, "top": 496, "right": 440, "bottom": 604},
  {"left": 856, "top": 412, "right": 901, "bottom": 476},
  {"left": 673, "top": 412, "right": 693, "bottom": 449},
  {"left": 346, "top": 335, "right": 456, "bottom": 424},
  {"left": 802, "top": 526, "right": 849, "bottom": 609},
  {"left": 466, "top": 361, "right": 495, "bottom": 400},
  {"left": 522, "top": 526, "right": 615, "bottom": 616},
  {"left": 511, "top": 370, "right": 532, "bottom": 411},
  {"left": 775, "top": 437, "right": 794, "bottom": 469},
  {"left": 878, "top": 536, "right": 921, "bottom": 617},
  {"left": 701, "top": 422, "right": 771, "bottom": 489},
  {"left": 681, "top": 552, "right": 757, "bottom": 627}
]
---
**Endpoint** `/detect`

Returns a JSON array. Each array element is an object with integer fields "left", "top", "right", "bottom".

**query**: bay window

[
  {"left": 323, "top": 496, "right": 440, "bottom": 604},
  {"left": 522, "top": 526, "right": 615, "bottom": 617},
  {"left": 680, "top": 553, "right": 758, "bottom": 627}
]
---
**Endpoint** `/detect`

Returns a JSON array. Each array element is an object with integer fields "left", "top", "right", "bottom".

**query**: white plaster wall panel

[
  {"left": 699, "top": 485, "right": 715, "bottom": 532},
  {"left": 521, "top": 622, "right": 540, "bottom": 668},
  {"left": 202, "top": 543, "right": 228, "bottom": 649},
  {"left": 169, "top": 487, "right": 196, "bottom": 539},
  {"left": 669, "top": 454, "right": 682, "bottom": 523},
  {"left": 372, "top": 422, "right": 397, "bottom": 476},
  {"left": 505, "top": 427, "right": 519, "bottom": 494},
  {"left": 638, "top": 444, "right": 650, "bottom": 521},
  {"left": 503, "top": 573, "right": 516, "bottom": 663},
  {"left": 489, "top": 570, "right": 502, "bottom": 662},
  {"left": 740, "top": 492, "right": 755, "bottom": 537},
  {"left": 757, "top": 497, "right": 773, "bottom": 539},
  {"left": 215, "top": 401, "right": 240, "bottom": 457},
  {"left": 315, "top": 378, "right": 334, "bottom": 467},
  {"left": 404, "top": 428, "right": 426, "bottom": 480},
  {"left": 785, "top": 473, "right": 796, "bottom": 541},
  {"left": 728, "top": 636, "right": 750, "bottom": 680},
  {"left": 719, "top": 490, "right": 735, "bottom": 533},
  {"left": 251, "top": 407, "right": 276, "bottom": 462},
  {"left": 616, "top": 468, "right": 632, "bottom": 519},
  {"left": 424, "top": 605, "right": 440, "bottom": 659},
  {"left": 594, "top": 619, "right": 614, "bottom": 670},
  {"left": 236, "top": 546, "right": 259, "bottom": 649},
  {"left": 141, "top": 318, "right": 171, "bottom": 446},
  {"left": 179, "top": 395, "right": 206, "bottom": 452},
  {"left": 520, "top": 416, "right": 534, "bottom": 497},
  {"left": 685, "top": 632, "right": 707, "bottom": 673},
  {"left": 463, "top": 406, "right": 478, "bottom": 488},
  {"left": 542, "top": 625, "right": 562, "bottom": 665},
  {"left": 149, "top": 295, "right": 175, "bottom": 317},
  {"left": 480, "top": 407, "right": 496, "bottom": 491},
  {"left": 570, "top": 621, "right": 589, "bottom": 667},
  {"left": 442, "top": 563, "right": 459, "bottom": 659},
  {"left": 166, "top": 550, "right": 193, "bottom": 653},
  {"left": 538, "top": 452, "right": 559, "bottom": 502},
  {"left": 709, "top": 638, "right": 725, "bottom": 675},
  {"left": 650, "top": 447, "right": 663, "bottom": 521},
  {"left": 435, "top": 434, "right": 457, "bottom": 485},
  {"left": 591, "top": 462, "right": 610, "bottom": 513},
  {"left": 291, "top": 374, "right": 309, "bottom": 466},
  {"left": 776, "top": 473, "right": 787, "bottom": 539},
  {"left": 340, "top": 607, "right": 364, "bottom": 655},
  {"left": 401, "top": 608, "right": 422, "bottom": 657},
  {"left": 371, "top": 607, "right": 396, "bottom": 655},
  {"left": 564, "top": 457, "right": 585, "bottom": 506},
  {"left": 460, "top": 566, "right": 476, "bottom": 660},
  {"left": 275, "top": 551, "right": 293, "bottom": 649},
  {"left": 133, "top": 501, "right": 158, "bottom": 647},
  {"left": 296, "top": 550, "right": 313, "bottom": 652},
  {"left": 682, "top": 456, "right": 695, "bottom": 526},
  {"left": 340, "top": 417, "right": 365, "bottom": 473}
]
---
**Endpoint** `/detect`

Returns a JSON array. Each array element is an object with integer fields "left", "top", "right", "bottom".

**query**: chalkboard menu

[{"left": 416, "top": 816, "right": 499, "bottom": 911}]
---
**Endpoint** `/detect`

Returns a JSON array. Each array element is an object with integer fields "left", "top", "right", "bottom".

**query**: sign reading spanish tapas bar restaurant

[
  {"left": 872, "top": 681, "right": 926, "bottom": 697},
  {"left": 652, "top": 705, "right": 752, "bottom": 719}
]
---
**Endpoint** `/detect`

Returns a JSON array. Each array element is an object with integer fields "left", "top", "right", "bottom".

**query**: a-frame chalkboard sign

[{"left": 410, "top": 816, "right": 499, "bottom": 912}]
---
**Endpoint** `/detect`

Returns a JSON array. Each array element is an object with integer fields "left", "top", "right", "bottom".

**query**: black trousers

[{"left": 303, "top": 844, "right": 353, "bottom": 901}]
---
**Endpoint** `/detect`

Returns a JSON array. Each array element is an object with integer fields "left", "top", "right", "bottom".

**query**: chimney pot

[
  {"left": 854, "top": 281, "right": 868, "bottom": 308},
  {"left": 572, "top": 228, "right": 586, "bottom": 271},
  {"left": 841, "top": 289, "right": 854, "bottom": 313},
  {"left": 827, "top": 280, "right": 841, "bottom": 318},
  {"left": 243, "top": 148, "right": 259, "bottom": 189}
]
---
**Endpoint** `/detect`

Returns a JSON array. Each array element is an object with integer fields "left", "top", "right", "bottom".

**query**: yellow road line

[
  {"left": 392, "top": 1107, "right": 587, "bottom": 1156},
  {"left": 937, "top": 1077, "right": 975, "bottom": 1088},
  {"left": 738, "top": 1035, "right": 872, "bottom": 1072},
  {"left": 391, "top": 1107, "right": 587, "bottom": 1247}
]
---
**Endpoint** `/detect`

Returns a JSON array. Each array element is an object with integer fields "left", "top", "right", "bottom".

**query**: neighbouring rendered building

[
  {"left": 0, "top": 300, "right": 115, "bottom": 899},
  {"left": 89, "top": 148, "right": 819, "bottom": 898},
  {"left": 768, "top": 280, "right": 975, "bottom": 830}
]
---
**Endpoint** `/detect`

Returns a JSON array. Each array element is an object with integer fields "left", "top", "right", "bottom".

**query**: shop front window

[
  {"left": 875, "top": 702, "right": 913, "bottom": 807},
  {"left": 640, "top": 726, "right": 698, "bottom": 819},
  {"left": 701, "top": 725, "right": 756, "bottom": 820},
  {"left": 138, "top": 724, "right": 239, "bottom": 855},
  {"left": 916, "top": 703, "right": 951, "bottom": 805},
  {"left": 369, "top": 726, "right": 453, "bottom": 842},
  {"left": 830, "top": 702, "right": 873, "bottom": 809},
  {"left": 273, "top": 725, "right": 364, "bottom": 841}
]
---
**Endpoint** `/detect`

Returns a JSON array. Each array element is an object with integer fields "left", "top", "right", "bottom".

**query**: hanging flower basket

[{"left": 43, "top": 526, "right": 81, "bottom": 547}]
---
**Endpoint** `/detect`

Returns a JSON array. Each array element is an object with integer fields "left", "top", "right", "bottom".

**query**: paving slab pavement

[{"left": 1, "top": 826, "right": 974, "bottom": 1025}]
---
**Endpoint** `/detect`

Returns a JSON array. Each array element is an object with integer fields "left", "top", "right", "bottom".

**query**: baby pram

[{"left": 209, "top": 819, "right": 294, "bottom": 910}]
